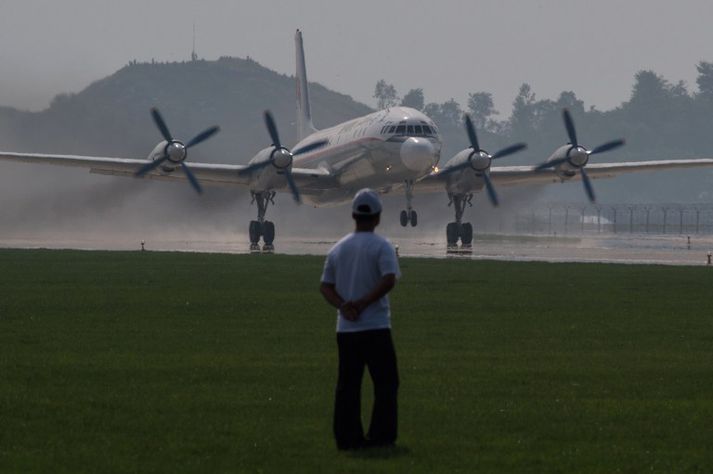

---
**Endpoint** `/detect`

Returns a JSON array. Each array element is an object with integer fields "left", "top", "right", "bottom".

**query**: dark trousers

[{"left": 334, "top": 328, "right": 399, "bottom": 449}]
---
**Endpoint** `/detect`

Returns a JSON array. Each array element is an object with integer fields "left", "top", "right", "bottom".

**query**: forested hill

[{"left": 0, "top": 57, "right": 373, "bottom": 162}]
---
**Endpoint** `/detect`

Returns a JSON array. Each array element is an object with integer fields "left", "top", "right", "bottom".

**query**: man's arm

[
  {"left": 352, "top": 273, "right": 396, "bottom": 315},
  {"left": 320, "top": 282, "right": 358, "bottom": 321}
]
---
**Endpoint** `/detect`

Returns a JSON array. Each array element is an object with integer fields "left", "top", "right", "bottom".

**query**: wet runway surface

[{"left": 3, "top": 233, "right": 713, "bottom": 266}]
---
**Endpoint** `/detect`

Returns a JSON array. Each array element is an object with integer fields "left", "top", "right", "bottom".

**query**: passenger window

[
  {"left": 414, "top": 125, "right": 423, "bottom": 135},
  {"left": 407, "top": 125, "right": 414, "bottom": 134},
  {"left": 395, "top": 125, "right": 406, "bottom": 135}
]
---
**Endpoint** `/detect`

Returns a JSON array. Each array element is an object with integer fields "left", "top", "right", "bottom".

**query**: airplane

[{"left": 2, "top": 30, "right": 713, "bottom": 253}]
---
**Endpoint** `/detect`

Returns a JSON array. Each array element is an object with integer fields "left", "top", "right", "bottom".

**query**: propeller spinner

[
  {"left": 439, "top": 114, "right": 527, "bottom": 206},
  {"left": 535, "top": 109, "right": 625, "bottom": 202},
  {"left": 134, "top": 108, "right": 220, "bottom": 194}
]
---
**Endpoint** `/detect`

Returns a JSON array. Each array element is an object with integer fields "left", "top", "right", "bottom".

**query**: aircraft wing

[
  {"left": 415, "top": 158, "right": 713, "bottom": 193},
  {"left": 0, "top": 151, "right": 334, "bottom": 191}
]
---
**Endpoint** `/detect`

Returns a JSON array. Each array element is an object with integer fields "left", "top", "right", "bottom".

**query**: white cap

[{"left": 352, "top": 188, "right": 382, "bottom": 216}]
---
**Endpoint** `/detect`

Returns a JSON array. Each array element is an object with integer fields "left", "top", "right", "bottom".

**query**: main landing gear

[
  {"left": 446, "top": 193, "right": 474, "bottom": 254},
  {"left": 249, "top": 191, "right": 276, "bottom": 253},
  {"left": 400, "top": 180, "right": 418, "bottom": 227}
]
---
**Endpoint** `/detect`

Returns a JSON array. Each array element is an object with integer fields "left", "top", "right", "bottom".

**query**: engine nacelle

[
  {"left": 246, "top": 146, "right": 293, "bottom": 171},
  {"left": 546, "top": 144, "right": 589, "bottom": 179},
  {"left": 145, "top": 140, "right": 188, "bottom": 173},
  {"left": 442, "top": 148, "right": 491, "bottom": 174},
  {"left": 146, "top": 141, "right": 176, "bottom": 172},
  {"left": 442, "top": 149, "right": 473, "bottom": 174}
]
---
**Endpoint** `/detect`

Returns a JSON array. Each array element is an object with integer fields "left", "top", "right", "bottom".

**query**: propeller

[
  {"left": 439, "top": 114, "right": 527, "bottom": 206},
  {"left": 134, "top": 108, "right": 220, "bottom": 194},
  {"left": 238, "top": 110, "right": 327, "bottom": 204},
  {"left": 534, "top": 109, "right": 625, "bottom": 203}
]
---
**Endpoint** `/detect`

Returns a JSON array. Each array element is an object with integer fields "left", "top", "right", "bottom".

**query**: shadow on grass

[{"left": 346, "top": 445, "right": 411, "bottom": 460}]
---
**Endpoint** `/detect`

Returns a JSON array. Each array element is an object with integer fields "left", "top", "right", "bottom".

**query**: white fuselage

[{"left": 288, "top": 106, "right": 442, "bottom": 206}]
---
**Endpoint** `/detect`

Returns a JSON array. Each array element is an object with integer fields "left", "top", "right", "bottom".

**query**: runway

[{"left": 2, "top": 232, "right": 713, "bottom": 266}]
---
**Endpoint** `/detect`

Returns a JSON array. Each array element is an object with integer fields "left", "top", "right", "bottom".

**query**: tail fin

[{"left": 295, "top": 29, "right": 317, "bottom": 139}]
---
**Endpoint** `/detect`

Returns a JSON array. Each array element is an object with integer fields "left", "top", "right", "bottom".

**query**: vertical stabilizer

[{"left": 295, "top": 29, "right": 317, "bottom": 139}]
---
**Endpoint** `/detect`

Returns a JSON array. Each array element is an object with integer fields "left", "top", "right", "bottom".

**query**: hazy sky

[{"left": 1, "top": 0, "right": 713, "bottom": 115}]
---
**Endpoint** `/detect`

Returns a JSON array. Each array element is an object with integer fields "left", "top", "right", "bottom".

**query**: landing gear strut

[
  {"left": 446, "top": 193, "right": 474, "bottom": 253},
  {"left": 400, "top": 180, "right": 418, "bottom": 227},
  {"left": 249, "top": 191, "right": 276, "bottom": 253}
]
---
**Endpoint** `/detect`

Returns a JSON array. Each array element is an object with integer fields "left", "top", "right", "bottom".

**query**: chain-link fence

[{"left": 504, "top": 204, "right": 713, "bottom": 235}]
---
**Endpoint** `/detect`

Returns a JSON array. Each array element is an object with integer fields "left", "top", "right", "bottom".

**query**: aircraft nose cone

[{"left": 400, "top": 137, "right": 437, "bottom": 172}]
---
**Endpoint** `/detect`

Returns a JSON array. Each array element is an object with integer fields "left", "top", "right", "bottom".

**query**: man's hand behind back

[{"left": 340, "top": 302, "right": 360, "bottom": 321}]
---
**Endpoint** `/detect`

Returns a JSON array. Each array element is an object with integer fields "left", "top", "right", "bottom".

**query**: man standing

[{"left": 320, "top": 188, "right": 401, "bottom": 450}]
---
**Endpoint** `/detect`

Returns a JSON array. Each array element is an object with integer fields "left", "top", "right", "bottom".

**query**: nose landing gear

[{"left": 399, "top": 180, "right": 418, "bottom": 227}]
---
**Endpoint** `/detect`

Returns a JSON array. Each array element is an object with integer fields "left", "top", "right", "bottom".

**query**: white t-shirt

[{"left": 321, "top": 231, "right": 401, "bottom": 333}]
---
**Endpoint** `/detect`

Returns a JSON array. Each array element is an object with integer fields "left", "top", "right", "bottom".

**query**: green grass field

[{"left": 1, "top": 249, "right": 713, "bottom": 473}]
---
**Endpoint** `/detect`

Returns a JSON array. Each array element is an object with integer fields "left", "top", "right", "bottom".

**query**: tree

[
  {"left": 509, "top": 83, "right": 537, "bottom": 137},
  {"left": 466, "top": 92, "right": 497, "bottom": 130},
  {"left": 439, "top": 99, "right": 463, "bottom": 127},
  {"left": 401, "top": 88, "right": 424, "bottom": 110},
  {"left": 423, "top": 102, "right": 442, "bottom": 122},
  {"left": 556, "top": 91, "right": 585, "bottom": 115},
  {"left": 373, "top": 79, "right": 399, "bottom": 109},
  {"left": 422, "top": 99, "right": 463, "bottom": 128},
  {"left": 696, "top": 61, "right": 713, "bottom": 100},
  {"left": 629, "top": 70, "right": 670, "bottom": 109}
]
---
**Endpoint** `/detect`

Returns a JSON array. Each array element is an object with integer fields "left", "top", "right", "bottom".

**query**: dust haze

[{"left": 0, "top": 135, "right": 543, "bottom": 249}]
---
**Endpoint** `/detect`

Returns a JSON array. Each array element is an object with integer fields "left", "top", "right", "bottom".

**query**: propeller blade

[
  {"left": 482, "top": 172, "right": 499, "bottom": 207},
  {"left": 491, "top": 143, "right": 527, "bottom": 160},
  {"left": 293, "top": 139, "right": 328, "bottom": 156},
  {"left": 238, "top": 160, "right": 273, "bottom": 176},
  {"left": 437, "top": 161, "right": 471, "bottom": 176},
  {"left": 181, "top": 163, "right": 203, "bottom": 194},
  {"left": 464, "top": 115, "right": 480, "bottom": 151},
  {"left": 534, "top": 157, "right": 568, "bottom": 171},
  {"left": 185, "top": 126, "right": 220, "bottom": 149},
  {"left": 135, "top": 155, "right": 169, "bottom": 177},
  {"left": 563, "top": 109, "right": 578, "bottom": 147},
  {"left": 264, "top": 110, "right": 281, "bottom": 149},
  {"left": 580, "top": 167, "right": 595, "bottom": 202},
  {"left": 589, "top": 139, "right": 625, "bottom": 156},
  {"left": 151, "top": 108, "right": 173, "bottom": 142},
  {"left": 284, "top": 168, "right": 301, "bottom": 204}
]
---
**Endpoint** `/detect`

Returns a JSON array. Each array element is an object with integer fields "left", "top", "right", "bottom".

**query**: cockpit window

[
  {"left": 422, "top": 125, "right": 432, "bottom": 135},
  {"left": 388, "top": 126, "right": 396, "bottom": 133},
  {"left": 395, "top": 125, "right": 406, "bottom": 135},
  {"left": 414, "top": 125, "right": 423, "bottom": 135},
  {"left": 407, "top": 125, "right": 414, "bottom": 134}
]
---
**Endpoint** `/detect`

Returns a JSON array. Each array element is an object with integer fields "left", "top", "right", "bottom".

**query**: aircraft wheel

[
  {"left": 409, "top": 210, "right": 418, "bottom": 227},
  {"left": 249, "top": 220, "right": 261, "bottom": 244},
  {"left": 446, "top": 222, "right": 459, "bottom": 246},
  {"left": 400, "top": 210, "right": 409, "bottom": 227},
  {"left": 461, "top": 222, "right": 473, "bottom": 245},
  {"left": 263, "top": 221, "right": 276, "bottom": 245}
]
